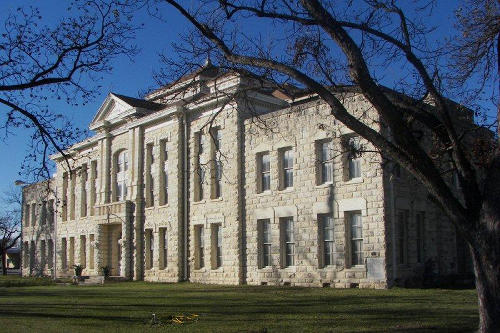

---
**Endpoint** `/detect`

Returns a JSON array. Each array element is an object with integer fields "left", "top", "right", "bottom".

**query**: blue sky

[
  {"left": 0, "top": 0, "right": 188, "bottom": 193},
  {"left": 0, "top": 1, "right": 496, "bottom": 197}
]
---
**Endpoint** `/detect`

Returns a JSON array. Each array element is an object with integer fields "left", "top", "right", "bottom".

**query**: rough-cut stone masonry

[{"left": 21, "top": 67, "right": 473, "bottom": 287}]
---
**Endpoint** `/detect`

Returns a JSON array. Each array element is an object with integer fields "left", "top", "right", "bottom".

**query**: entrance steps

[{"left": 77, "top": 275, "right": 105, "bottom": 285}]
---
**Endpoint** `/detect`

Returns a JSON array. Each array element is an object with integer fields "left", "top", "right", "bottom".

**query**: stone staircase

[{"left": 77, "top": 275, "right": 105, "bottom": 285}]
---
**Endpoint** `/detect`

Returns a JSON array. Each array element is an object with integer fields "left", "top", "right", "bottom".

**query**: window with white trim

[
  {"left": 320, "top": 214, "right": 335, "bottom": 267},
  {"left": 116, "top": 150, "right": 129, "bottom": 201},
  {"left": 281, "top": 217, "right": 295, "bottom": 267},
  {"left": 145, "top": 144, "right": 154, "bottom": 207},
  {"left": 318, "top": 140, "right": 333, "bottom": 184},
  {"left": 349, "top": 212, "right": 363, "bottom": 266},
  {"left": 280, "top": 148, "right": 294, "bottom": 189},
  {"left": 348, "top": 137, "right": 362, "bottom": 179},
  {"left": 160, "top": 140, "right": 169, "bottom": 205},
  {"left": 195, "top": 225, "right": 205, "bottom": 269},
  {"left": 194, "top": 132, "right": 205, "bottom": 201},
  {"left": 80, "top": 164, "right": 88, "bottom": 217},
  {"left": 258, "top": 219, "right": 272, "bottom": 268},
  {"left": 257, "top": 152, "right": 271, "bottom": 192},
  {"left": 210, "top": 128, "right": 223, "bottom": 199},
  {"left": 160, "top": 228, "right": 168, "bottom": 269},
  {"left": 211, "top": 224, "right": 222, "bottom": 269}
]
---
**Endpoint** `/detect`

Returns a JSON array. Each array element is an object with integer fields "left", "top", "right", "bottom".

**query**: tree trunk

[
  {"left": 471, "top": 241, "right": 500, "bottom": 333},
  {"left": 472, "top": 150, "right": 500, "bottom": 333}
]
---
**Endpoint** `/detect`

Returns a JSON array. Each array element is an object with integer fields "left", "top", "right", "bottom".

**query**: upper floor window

[
  {"left": 161, "top": 141, "right": 169, "bottom": 205},
  {"left": 194, "top": 132, "right": 205, "bottom": 201},
  {"left": 116, "top": 150, "right": 129, "bottom": 201},
  {"left": 145, "top": 143, "right": 154, "bottom": 207},
  {"left": 80, "top": 164, "right": 88, "bottom": 217},
  {"left": 347, "top": 137, "right": 361, "bottom": 179},
  {"left": 257, "top": 152, "right": 271, "bottom": 193},
  {"left": 211, "top": 128, "right": 222, "bottom": 199},
  {"left": 318, "top": 140, "right": 333, "bottom": 184},
  {"left": 280, "top": 148, "right": 294, "bottom": 189}
]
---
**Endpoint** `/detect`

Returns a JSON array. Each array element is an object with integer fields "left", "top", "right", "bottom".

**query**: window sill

[
  {"left": 192, "top": 200, "right": 207, "bottom": 205},
  {"left": 193, "top": 267, "right": 207, "bottom": 272},
  {"left": 277, "top": 187, "right": 294, "bottom": 193},
  {"left": 158, "top": 203, "right": 170, "bottom": 208},
  {"left": 258, "top": 266, "right": 274, "bottom": 272},
  {"left": 282, "top": 266, "right": 297, "bottom": 272},
  {"left": 209, "top": 197, "right": 223, "bottom": 202},
  {"left": 256, "top": 191, "right": 272, "bottom": 197},
  {"left": 145, "top": 206, "right": 156, "bottom": 211},
  {"left": 344, "top": 177, "right": 363, "bottom": 185},
  {"left": 315, "top": 182, "right": 333, "bottom": 189},
  {"left": 211, "top": 267, "right": 224, "bottom": 272},
  {"left": 345, "top": 265, "right": 366, "bottom": 271}
]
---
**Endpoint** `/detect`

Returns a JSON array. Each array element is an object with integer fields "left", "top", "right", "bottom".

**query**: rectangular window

[
  {"left": 89, "top": 234, "right": 94, "bottom": 270},
  {"left": 81, "top": 164, "right": 88, "bottom": 217},
  {"left": 90, "top": 161, "right": 97, "bottom": 215},
  {"left": 350, "top": 212, "right": 363, "bottom": 266},
  {"left": 47, "top": 239, "right": 54, "bottom": 269},
  {"left": 160, "top": 228, "right": 168, "bottom": 269},
  {"left": 416, "top": 211, "right": 425, "bottom": 263},
  {"left": 321, "top": 214, "right": 335, "bottom": 267},
  {"left": 258, "top": 152, "right": 271, "bottom": 192},
  {"left": 145, "top": 229, "right": 154, "bottom": 270},
  {"left": 80, "top": 235, "right": 86, "bottom": 268},
  {"left": 281, "top": 217, "right": 295, "bottom": 267},
  {"left": 280, "top": 148, "right": 294, "bottom": 189},
  {"left": 319, "top": 141, "right": 333, "bottom": 184},
  {"left": 195, "top": 226, "right": 205, "bottom": 269},
  {"left": 41, "top": 201, "right": 47, "bottom": 225},
  {"left": 40, "top": 240, "right": 46, "bottom": 268},
  {"left": 70, "top": 172, "right": 76, "bottom": 220},
  {"left": 62, "top": 172, "right": 68, "bottom": 221},
  {"left": 194, "top": 132, "right": 205, "bottom": 201},
  {"left": 160, "top": 140, "right": 168, "bottom": 205},
  {"left": 31, "top": 203, "right": 36, "bottom": 227},
  {"left": 211, "top": 224, "right": 222, "bottom": 269},
  {"left": 69, "top": 237, "right": 75, "bottom": 267},
  {"left": 23, "top": 241, "right": 29, "bottom": 268},
  {"left": 48, "top": 200, "right": 54, "bottom": 225},
  {"left": 146, "top": 144, "right": 154, "bottom": 207},
  {"left": 347, "top": 137, "right": 361, "bottom": 179},
  {"left": 258, "top": 219, "right": 272, "bottom": 268},
  {"left": 210, "top": 128, "right": 223, "bottom": 199},
  {"left": 24, "top": 204, "right": 30, "bottom": 227},
  {"left": 397, "top": 210, "right": 409, "bottom": 265},
  {"left": 61, "top": 238, "right": 67, "bottom": 269}
]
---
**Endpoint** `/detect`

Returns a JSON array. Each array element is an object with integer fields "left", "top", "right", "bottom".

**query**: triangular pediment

[{"left": 89, "top": 93, "right": 164, "bottom": 131}]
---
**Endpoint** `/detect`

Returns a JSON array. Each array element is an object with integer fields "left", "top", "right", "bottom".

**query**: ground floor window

[{"left": 349, "top": 212, "right": 363, "bottom": 266}]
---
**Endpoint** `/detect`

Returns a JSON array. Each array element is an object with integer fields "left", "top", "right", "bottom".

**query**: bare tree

[
  {"left": 0, "top": 187, "right": 21, "bottom": 275},
  {"left": 0, "top": 0, "right": 139, "bottom": 181},
  {"left": 148, "top": 1, "right": 499, "bottom": 331}
]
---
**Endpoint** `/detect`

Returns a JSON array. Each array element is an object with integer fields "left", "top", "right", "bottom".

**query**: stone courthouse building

[{"left": 21, "top": 64, "right": 473, "bottom": 288}]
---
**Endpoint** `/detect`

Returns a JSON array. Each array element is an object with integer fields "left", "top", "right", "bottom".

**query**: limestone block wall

[
  {"left": 141, "top": 117, "right": 183, "bottom": 282},
  {"left": 188, "top": 103, "right": 242, "bottom": 285},
  {"left": 243, "top": 95, "right": 387, "bottom": 288}
]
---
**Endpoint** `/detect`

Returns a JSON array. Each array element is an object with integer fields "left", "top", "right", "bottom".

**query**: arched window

[{"left": 116, "top": 150, "right": 129, "bottom": 201}]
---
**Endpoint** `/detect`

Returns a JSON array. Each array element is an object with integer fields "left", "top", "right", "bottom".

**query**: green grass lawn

[{"left": 0, "top": 276, "right": 478, "bottom": 333}]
